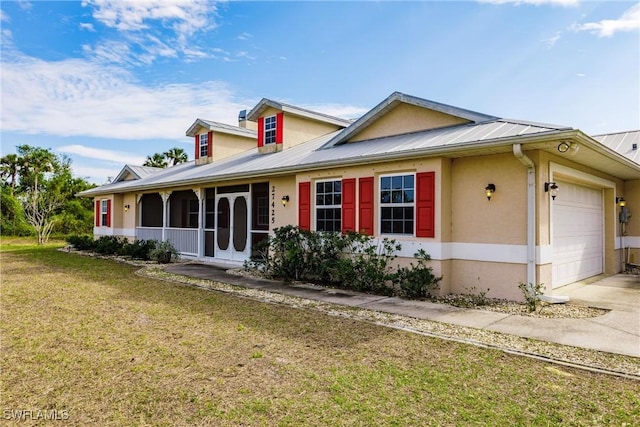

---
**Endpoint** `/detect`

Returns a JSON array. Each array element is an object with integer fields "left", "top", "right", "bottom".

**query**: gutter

[{"left": 512, "top": 144, "right": 569, "bottom": 303}]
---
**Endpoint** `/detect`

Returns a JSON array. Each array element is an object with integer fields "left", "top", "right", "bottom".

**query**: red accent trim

[
  {"left": 106, "top": 199, "right": 112, "bottom": 228},
  {"left": 276, "top": 112, "right": 284, "bottom": 144},
  {"left": 342, "top": 178, "right": 356, "bottom": 234},
  {"left": 95, "top": 200, "right": 100, "bottom": 227},
  {"left": 257, "top": 117, "right": 265, "bottom": 147},
  {"left": 207, "top": 131, "right": 213, "bottom": 158},
  {"left": 298, "top": 182, "right": 311, "bottom": 230},
  {"left": 358, "top": 177, "right": 374, "bottom": 235},
  {"left": 195, "top": 134, "right": 200, "bottom": 160},
  {"left": 416, "top": 172, "right": 435, "bottom": 238}
]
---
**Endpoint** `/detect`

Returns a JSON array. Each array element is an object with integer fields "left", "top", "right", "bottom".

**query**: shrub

[
  {"left": 518, "top": 282, "right": 544, "bottom": 312},
  {"left": 66, "top": 235, "right": 95, "bottom": 251},
  {"left": 119, "top": 239, "right": 158, "bottom": 260},
  {"left": 394, "top": 249, "right": 441, "bottom": 299},
  {"left": 93, "top": 236, "right": 126, "bottom": 255},
  {"left": 150, "top": 240, "right": 180, "bottom": 264}
]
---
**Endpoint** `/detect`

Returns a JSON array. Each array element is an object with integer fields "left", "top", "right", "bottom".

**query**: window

[
  {"left": 316, "top": 180, "right": 341, "bottom": 232},
  {"left": 101, "top": 200, "right": 108, "bottom": 226},
  {"left": 256, "top": 196, "right": 269, "bottom": 227},
  {"left": 199, "top": 133, "right": 209, "bottom": 158},
  {"left": 380, "top": 174, "right": 414, "bottom": 235},
  {"left": 188, "top": 199, "right": 199, "bottom": 228},
  {"left": 264, "top": 115, "right": 276, "bottom": 145}
]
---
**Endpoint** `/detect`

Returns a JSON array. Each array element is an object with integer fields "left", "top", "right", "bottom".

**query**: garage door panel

[{"left": 552, "top": 181, "right": 603, "bottom": 288}]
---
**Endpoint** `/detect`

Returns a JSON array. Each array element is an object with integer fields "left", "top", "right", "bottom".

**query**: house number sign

[{"left": 271, "top": 185, "right": 276, "bottom": 224}]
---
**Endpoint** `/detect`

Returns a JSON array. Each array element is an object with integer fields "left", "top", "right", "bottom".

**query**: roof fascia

[
  {"left": 247, "top": 98, "right": 351, "bottom": 127},
  {"left": 113, "top": 165, "right": 140, "bottom": 183}
]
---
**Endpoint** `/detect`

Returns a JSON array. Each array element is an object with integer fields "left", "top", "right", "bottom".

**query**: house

[{"left": 79, "top": 92, "right": 640, "bottom": 301}]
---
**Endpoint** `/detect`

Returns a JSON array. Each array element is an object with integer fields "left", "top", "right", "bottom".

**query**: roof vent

[
  {"left": 238, "top": 110, "right": 247, "bottom": 120},
  {"left": 633, "top": 143, "right": 638, "bottom": 150}
]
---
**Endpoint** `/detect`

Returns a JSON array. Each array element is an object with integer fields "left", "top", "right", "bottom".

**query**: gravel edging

[{"left": 136, "top": 263, "right": 640, "bottom": 380}]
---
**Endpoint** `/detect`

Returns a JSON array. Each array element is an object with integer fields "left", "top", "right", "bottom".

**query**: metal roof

[
  {"left": 113, "top": 164, "right": 162, "bottom": 183},
  {"left": 592, "top": 130, "right": 640, "bottom": 165},
  {"left": 185, "top": 118, "right": 257, "bottom": 138},
  {"left": 320, "top": 92, "right": 500, "bottom": 149},
  {"left": 246, "top": 98, "right": 352, "bottom": 127},
  {"left": 79, "top": 118, "right": 577, "bottom": 196}
]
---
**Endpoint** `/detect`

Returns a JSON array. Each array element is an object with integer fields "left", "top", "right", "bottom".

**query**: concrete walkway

[{"left": 165, "top": 263, "right": 640, "bottom": 358}]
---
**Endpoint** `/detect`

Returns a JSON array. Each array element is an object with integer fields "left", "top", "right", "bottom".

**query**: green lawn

[{"left": 1, "top": 239, "right": 639, "bottom": 426}]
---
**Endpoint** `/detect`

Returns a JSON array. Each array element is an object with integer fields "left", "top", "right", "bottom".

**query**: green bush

[
  {"left": 394, "top": 249, "right": 442, "bottom": 299},
  {"left": 519, "top": 282, "right": 544, "bottom": 312},
  {"left": 119, "top": 239, "right": 158, "bottom": 260},
  {"left": 149, "top": 240, "right": 180, "bottom": 264},
  {"left": 93, "top": 236, "right": 126, "bottom": 255},
  {"left": 66, "top": 235, "right": 95, "bottom": 251}
]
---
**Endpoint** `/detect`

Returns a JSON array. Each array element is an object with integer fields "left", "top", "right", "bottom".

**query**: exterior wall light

[
  {"left": 124, "top": 204, "right": 130, "bottom": 212},
  {"left": 557, "top": 141, "right": 579, "bottom": 155},
  {"left": 616, "top": 197, "right": 626, "bottom": 207},
  {"left": 281, "top": 195, "right": 290, "bottom": 206},
  {"left": 485, "top": 183, "right": 496, "bottom": 201},
  {"left": 545, "top": 182, "right": 559, "bottom": 200}
]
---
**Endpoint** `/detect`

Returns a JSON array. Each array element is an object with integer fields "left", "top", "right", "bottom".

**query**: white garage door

[{"left": 552, "top": 181, "right": 603, "bottom": 288}]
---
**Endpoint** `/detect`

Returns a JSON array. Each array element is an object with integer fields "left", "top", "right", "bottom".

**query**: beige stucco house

[{"left": 80, "top": 92, "right": 640, "bottom": 301}]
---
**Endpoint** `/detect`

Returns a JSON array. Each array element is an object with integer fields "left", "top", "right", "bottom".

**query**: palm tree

[
  {"left": 0, "top": 154, "right": 20, "bottom": 194},
  {"left": 164, "top": 147, "right": 189, "bottom": 166},
  {"left": 17, "top": 145, "right": 57, "bottom": 197},
  {"left": 143, "top": 153, "right": 168, "bottom": 168}
]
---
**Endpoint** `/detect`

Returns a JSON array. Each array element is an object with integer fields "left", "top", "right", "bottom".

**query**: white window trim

[
  {"left": 264, "top": 115, "right": 277, "bottom": 145},
  {"left": 314, "top": 178, "right": 342, "bottom": 233},
  {"left": 200, "top": 133, "right": 209, "bottom": 157},
  {"left": 379, "top": 173, "right": 416, "bottom": 236},
  {"left": 100, "top": 199, "right": 108, "bottom": 227}
]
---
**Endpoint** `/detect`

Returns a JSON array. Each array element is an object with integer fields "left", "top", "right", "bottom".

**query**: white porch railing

[
  {"left": 165, "top": 228, "right": 199, "bottom": 256},
  {"left": 136, "top": 227, "right": 163, "bottom": 242}
]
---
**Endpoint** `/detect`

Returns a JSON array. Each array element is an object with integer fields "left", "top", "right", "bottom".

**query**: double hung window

[
  {"left": 199, "top": 133, "right": 209, "bottom": 157},
  {"left": 316, "top": 180, "right": 341, "bottom": 232},
  {"left": 380, "top": 174, "right": 414, "bottom": 235},
  {"left": 264, "top": 116, "right": 276, "bottom": 145},
  {"left": 101, "top": 200, "right": 108, "bottom": 226}
]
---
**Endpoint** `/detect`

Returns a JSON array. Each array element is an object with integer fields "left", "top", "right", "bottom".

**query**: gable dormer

[
  {"left": 321, "top": 92, "right": 498, "bottom": 149},
  {"left": 247, "top": 98, "right": 351, "bottom": 154},
  {"left": 186, "top": 118, "right": 257, "bottom": 165}
]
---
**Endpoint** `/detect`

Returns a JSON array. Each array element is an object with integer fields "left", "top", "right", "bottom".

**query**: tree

[
  {"left": 22, "top": 189, "right": 63, "bottom": 244},
  {"left": 0, "top": 154, "right": 21, "bottom": 194},
  {"left": 164, "top": 147, "right": 188, "bottom": 166},
  {"left": 16, "top": 145, "right": 58, "bottom": 196},
  {"left": 143, "top": 153, "right": 168, "bottom": 168}
]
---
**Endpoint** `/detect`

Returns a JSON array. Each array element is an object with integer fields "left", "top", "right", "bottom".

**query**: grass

[{"left": 1, "top": 238, "right": 639, "bottom": 426}]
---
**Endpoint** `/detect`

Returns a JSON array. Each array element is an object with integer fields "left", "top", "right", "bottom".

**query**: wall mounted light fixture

[
  {"left": 124, "top": 204, "right": 130, "bottom": 212},
  {"left": 616, "top": 197, "right": 626, "bottom": 207},
  {"left": 281, "top": 195, "right": 290, "bottom": 206},
  {"left": 545, "top": 182, "right": 559, "bottom": 200},
  {"left": 557, "top": 141, "right": 579, "bottom": 155},
  {"left": 485, "top": 183, "right": 496, "bottom": 201}
]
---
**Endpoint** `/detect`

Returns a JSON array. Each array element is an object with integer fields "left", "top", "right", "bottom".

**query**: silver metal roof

[
  {"left": 113, "top": 164, "right": 162, "bottom": 183},
  {"left": 246, "top": 98, "right": 352, "bottom": 127},
  {"left": 80, "top": 118, "right": 577, "bottom": 196},
  {"left": 185, "top": 118, "right": 257, "bottom": 138},
  {"left": 593, "top": 130, "right": 640, "bottom": 164}
]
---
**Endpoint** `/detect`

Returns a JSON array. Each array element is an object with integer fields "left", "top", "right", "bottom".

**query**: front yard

[{"left": 1, "top": 240, "right": 639, "bottom": 426}]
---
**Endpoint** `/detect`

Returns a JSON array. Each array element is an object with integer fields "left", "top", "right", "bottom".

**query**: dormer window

[
  {"left": 200, "top": 133, "right": 209, "bottom": 157},
  {"left": 264, "top": 116, "right": 277, "bottom": 145}
]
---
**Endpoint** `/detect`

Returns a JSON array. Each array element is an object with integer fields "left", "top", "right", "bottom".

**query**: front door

[{"left": 215, "top": 192, "right": 250, "bottom": 262}]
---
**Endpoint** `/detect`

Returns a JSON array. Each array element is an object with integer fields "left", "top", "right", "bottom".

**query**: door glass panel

[
  {"left": 217, "top": 198, "right": 230, "bottom": 250},
  {"left": 233, "top": 197, "right": 248, "bottom": 251}
]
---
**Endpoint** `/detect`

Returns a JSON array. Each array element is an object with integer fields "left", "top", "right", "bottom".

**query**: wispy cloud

[
  {"left": 79, "top": 22, "right": 96, "bottom": 32},
  {"left": 542, "top": 31, "right": 561, "bottom": 47},
  {"left": 1, "top": 50, "right": 256, "bottom": 140},
  {"left": 478, "top": 0, "right": 578, "bottom": 5},
  {"left": 57, "top": 145, "right": 146, "bottom": 165},
  {"left": 0, "top": 10, "right": 10, "bottom": 22},
  {"left": 572, "top": 3, "right": 640, "bottom": 37},
  {"left": 80, "top": 0, "right": 219, "bottom": 65},
  {"left": 237, "top": 32, "right": 252, "bottom": 41}
]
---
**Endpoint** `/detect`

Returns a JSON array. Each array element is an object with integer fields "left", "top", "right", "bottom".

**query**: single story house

[{"left": 79, "top": 92, "right": 640, "bottom": 301}]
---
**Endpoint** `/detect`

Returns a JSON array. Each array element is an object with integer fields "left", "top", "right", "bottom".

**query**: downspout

[
  {"left": 512, "top": 144, "right": 537, "bottom": 290},
  {"left": 513, "top": 144, "right": 569, "bottom": 303}
]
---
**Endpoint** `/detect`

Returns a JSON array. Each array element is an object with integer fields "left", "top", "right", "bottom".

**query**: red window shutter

[
  {"left": 106, "top": 199, "right": 112, "bottom": 228},
  {"left": 95, "top": 200, "right": 100, "bottom": 227},
  {"left": 257, "top": 117, "right": 265, "bottom": 147},
  {"left": 298, "top": 181, "right": 311, "bottom": 230},
  {"left": 276, "top": 112, "right": 284, "bottom": 144},
  {"left": 195, "top": 134, "right": 200, "bottom": 160},
  {"left": 342, "top": 178, "right": 356, "bottom": 233},
  {"left": 358, "top": 177, "right": 374, "bottom": 235},
  {"left": 416, "top": 172, "right": 435, "bottom": 238},
  {"left": 207, "top": 131, "right": 213, "bottom": 158}
]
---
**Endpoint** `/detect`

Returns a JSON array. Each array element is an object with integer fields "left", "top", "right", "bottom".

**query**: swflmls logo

[{"left": 3, "top": 409, "right": 69, "bottom": 421}]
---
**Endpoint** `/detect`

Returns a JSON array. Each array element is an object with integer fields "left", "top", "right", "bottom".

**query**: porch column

[
  {"left": 160, "top": 191, "right": 172, "bottom": 241},
  {"left": 194, "top": 187, "right": 204, "bottom": 258},
  {"left": 135, "top": 193, "right": 143, "bottom": 238}
]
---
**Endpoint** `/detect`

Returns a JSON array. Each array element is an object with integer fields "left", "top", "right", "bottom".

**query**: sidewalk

[{"left": 165, "top": 263, "right": 640, "bottom": 359}]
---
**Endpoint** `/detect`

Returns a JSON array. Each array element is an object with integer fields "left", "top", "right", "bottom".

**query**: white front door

[
  {"left": 215, "top": 192, "right": 250, "bottom": 262},
  {"left": 552, "top": 181, "right": 604, "bottom": 288}
]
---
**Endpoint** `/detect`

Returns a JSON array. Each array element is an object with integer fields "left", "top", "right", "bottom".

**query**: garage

[{"left": 552, "top": 180, "right": 604, "bottom": 288}]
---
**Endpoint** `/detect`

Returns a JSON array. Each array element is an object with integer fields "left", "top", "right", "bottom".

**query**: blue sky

[{"left": 1, "top": 0, "right": 638, "bottom": 185}]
